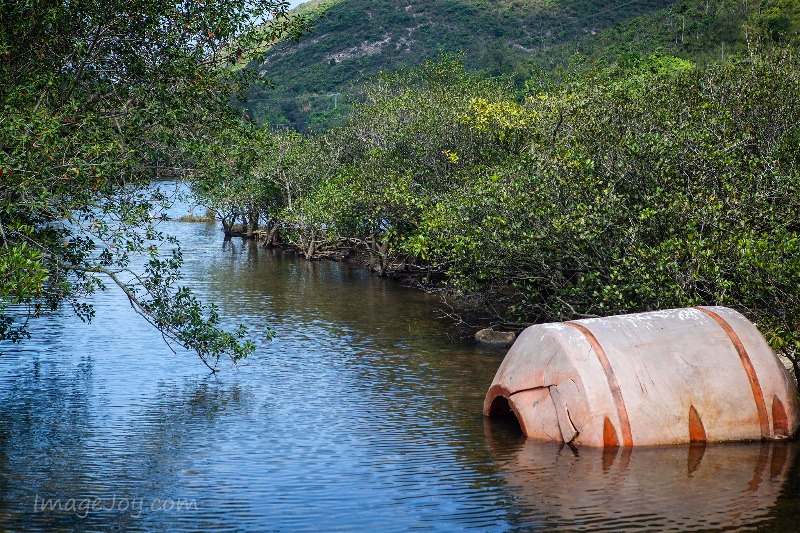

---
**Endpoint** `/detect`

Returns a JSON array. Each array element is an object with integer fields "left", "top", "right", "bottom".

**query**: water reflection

[
  {"left": 0, "top": 363, "right": 250, "bottom": 531},
  {"left": 485, "top": 417, "right": 800, "bottom": 531},
  {"left": 1, "top": 188, "right": 799, "bottom": 532}
]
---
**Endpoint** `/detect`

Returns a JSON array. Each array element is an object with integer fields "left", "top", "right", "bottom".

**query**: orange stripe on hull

[{"left": 566, "top": 322, "right": 634, "bottom": 447}]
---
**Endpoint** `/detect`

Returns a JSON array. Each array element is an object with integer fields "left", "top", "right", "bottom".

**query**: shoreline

[
  {"left": 210, "top": 225, "right": 800, "bottom": 373},
  {"left": 216, "top": 225, "right": 523, "bottom": 343}
]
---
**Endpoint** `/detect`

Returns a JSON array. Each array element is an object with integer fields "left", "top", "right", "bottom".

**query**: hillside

[{"left": 244, "top": 0, "right": 800, "bottom": 130}]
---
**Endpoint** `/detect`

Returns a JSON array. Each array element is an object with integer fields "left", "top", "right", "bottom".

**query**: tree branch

[{"left": 57, "top": 262, "right": 220, "bottom": 372}]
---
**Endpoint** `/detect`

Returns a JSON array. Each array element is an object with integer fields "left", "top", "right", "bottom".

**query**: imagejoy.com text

[{"left": 33, "top": 494, "right": 199, "bottom": 518}]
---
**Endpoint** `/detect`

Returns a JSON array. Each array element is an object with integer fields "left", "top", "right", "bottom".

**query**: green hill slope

[{"left": 245, "top": 0, "right": 800, "bottom": 130}]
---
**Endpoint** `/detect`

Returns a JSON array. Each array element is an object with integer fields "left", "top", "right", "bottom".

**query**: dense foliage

[
  {"left": 202, "top": 49, "right": 800, "bottom": 379},
  {"left": 0, "top": 0, "right": 314, "bottom": 369}
]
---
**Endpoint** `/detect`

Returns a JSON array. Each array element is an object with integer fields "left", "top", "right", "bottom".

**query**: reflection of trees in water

[
  {"left": 207, "top": 239, "right": 448, "bottom": 339},
  {"left": 205, "top": 237, "right": 514, "bottom": 492},
  {"left": 484, "top": 418, "right": 800, "bottom": 531},
  {"left": 125, "top": 378, "right": 255, "bottom": 480},
  {"left": 0, "top": 368, "right": 252, "bottom": 531},
  {"left": 768, "top": 445, "right": 800, "bottom": 530},
  {"left": 0, "top": 355, "right": 95, "bottom": 521}
]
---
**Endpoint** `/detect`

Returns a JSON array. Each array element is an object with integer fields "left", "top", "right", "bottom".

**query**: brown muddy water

[{"left": 0, "top": 191, "right": 798, "bottom": 532}]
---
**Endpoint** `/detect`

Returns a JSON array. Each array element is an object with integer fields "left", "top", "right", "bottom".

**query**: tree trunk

[
  {"left": 247, "top": 209, "right": 259, "bottom": 238},
  {"left": 263, "top": 218, "right": 281, "bottom": 247},
  {"left": 221, "top": 212, "right": 238, "bottom": 236},
  {"left": 369, "top": 236, "right": 390, "bottom": 276},
  {"left": 304, "top": 228, "right": 317, "bottom": 258}
]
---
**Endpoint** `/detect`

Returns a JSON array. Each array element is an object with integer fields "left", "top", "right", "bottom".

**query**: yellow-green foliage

[{"left": 464, "top": 98, "right": 535, "bottom": 132}]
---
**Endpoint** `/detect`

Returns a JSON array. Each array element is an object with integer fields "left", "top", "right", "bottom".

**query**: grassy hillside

[
  {"left": 244, "top": 0, "right": 677, "bottom": 129},
  {"left": 553, "top": 0, "right": 800, "bottom": 68},
  {"left": 245, "top": 0, "right": 800, "bottom": 130}
]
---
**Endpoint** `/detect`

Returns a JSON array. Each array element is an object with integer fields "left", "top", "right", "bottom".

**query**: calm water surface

[{"left": 1, "top": 197, "right": 799, "bottom": 532}]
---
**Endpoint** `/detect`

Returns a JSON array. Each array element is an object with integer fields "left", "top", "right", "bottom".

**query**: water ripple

[{"left": 1, "top": 193, "right": 799, "bottom": 531}]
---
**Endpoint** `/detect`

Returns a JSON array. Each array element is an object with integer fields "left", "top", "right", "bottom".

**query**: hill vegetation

[
  {"left": 243, "top": 0, "right": 800, "bottom": 130},
  {"left": 243, "top": 0, "right": 677, "bottom": 129}
]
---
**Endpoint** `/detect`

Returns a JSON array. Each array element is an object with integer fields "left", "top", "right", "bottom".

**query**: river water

[{"left": 1, "top": 194, "right": 799, "bottom": 532}]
